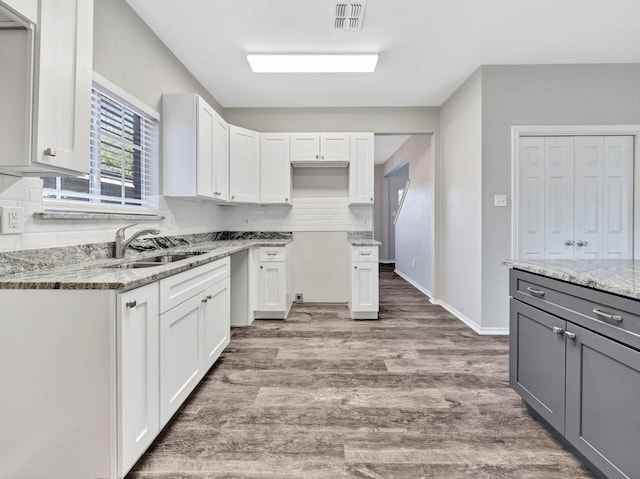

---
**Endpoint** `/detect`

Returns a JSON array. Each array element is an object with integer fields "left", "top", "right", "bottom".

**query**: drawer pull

[
  {"left": 125, "top": 300, "right": 137, "bottom": 309},
  {"left": 552, "top": 326, "right": 564, "bottom": 335},
  {"left": 592, "top": 308, "right": 623, "bottom": 322},
  {"left": 266, "top": 252, "right": 278, "bottom": 256},
  {"left": 202, "top": 294, "right": 213, "bottom": 303},
  {"left": 526, "top": 286, "right": 545, "bottom": 298},
  {"left": 359, "top": 252, "right": 371, "bottom": 256},
  {"left": 564, "top": 331, "right": 576, "bottom": 340}
]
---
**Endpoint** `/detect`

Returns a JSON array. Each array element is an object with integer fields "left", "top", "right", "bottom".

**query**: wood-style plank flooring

[{"left": 129, "top": 264, "right": 594, "bottom": 478}]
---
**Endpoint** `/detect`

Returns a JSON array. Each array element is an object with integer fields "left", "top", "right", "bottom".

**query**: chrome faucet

[{"left": 114, "top": 223, "right": 161, "bottom": 259}]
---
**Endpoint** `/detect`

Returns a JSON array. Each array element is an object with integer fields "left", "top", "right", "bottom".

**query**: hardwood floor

[{"left": 129, "top": 264, "right": 594, "bottom": 478}]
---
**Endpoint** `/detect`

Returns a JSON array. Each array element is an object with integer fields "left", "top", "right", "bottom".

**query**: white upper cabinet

[
  {"left": 34, "top": 0, "right": 93, "bottom": 174},
  {"left": 163, "top": 94, "right": 229, "bottom": 201},
  {"left": 290, "top": 133, "right": 350, "bottom": 166},
  {"left": 349, "top": 133, "right": 374, "bottom": 204},
  {"left": 229, "top": 124, "right": 260, "bottom": 203},
  {"left": 0, "top": 0, "right": 93, "bottom": 175},
  {"left": 260, "top": 133, "right": 291, "bottom": 204}
]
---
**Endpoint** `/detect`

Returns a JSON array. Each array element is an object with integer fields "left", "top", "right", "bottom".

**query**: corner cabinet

[
  {"left": 260, "top": 133, "right": 291, "bottom": 204},
  {"left": 348, "top": 245, "right": 379, "bottom": 319},
  {"left": 229, "top": 125, "right": 260, "bottom": 203},
  {"left": 510, "top": 268, "right": 640, "bottom": 479},
  {"left": 349, "top": 133, "right": 374, "bottom": 205},
  {"left": 0, "top": 0, "right": 93, "bottom": 175},
  {"left": 163, "top": 94, "right": 229, "bottom": 201}
]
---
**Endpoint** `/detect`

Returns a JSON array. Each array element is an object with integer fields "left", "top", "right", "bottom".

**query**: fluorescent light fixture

[{"left": 247, "top": 54, "right": 378, "bottom": 73}]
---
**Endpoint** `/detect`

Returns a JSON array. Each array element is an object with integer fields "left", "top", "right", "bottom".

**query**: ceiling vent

[{"left": 334, "top": 1, "right": 367, "bottom": 31}]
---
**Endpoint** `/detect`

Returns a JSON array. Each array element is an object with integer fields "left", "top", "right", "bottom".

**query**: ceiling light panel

[
  {"left": 247, "top": 54, "right": 378, "bottom": 73},
  {"left": 334, "top": 1, "right": 367, "bottom": 31}
]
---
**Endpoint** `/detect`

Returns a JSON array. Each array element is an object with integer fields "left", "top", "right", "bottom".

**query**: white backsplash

[{"left": 0, "top": 175, "right": 372, "bottom": 252}]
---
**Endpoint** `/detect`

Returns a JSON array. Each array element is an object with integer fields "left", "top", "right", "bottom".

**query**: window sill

[{"left": 34, "top": 211, "right": 165, "bottom": 221}]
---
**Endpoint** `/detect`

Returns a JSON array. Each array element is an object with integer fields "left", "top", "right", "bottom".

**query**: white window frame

[{"left": 43, "top": 73, "right": 160, "bottom": 215}]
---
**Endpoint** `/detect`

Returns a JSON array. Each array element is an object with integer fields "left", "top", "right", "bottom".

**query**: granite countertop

[
  {"left": 0, "top": 237, "right": 291, "bottom": 291},
  {"left": 348, "top": 232, "right": 381, "bottom": 247},
  {"left": 504, "top": 259, "right": 640, "bottom": 300}
]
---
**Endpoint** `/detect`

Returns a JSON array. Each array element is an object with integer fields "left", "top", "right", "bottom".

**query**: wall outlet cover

[
  {"left": 294, "top": 293, "right": 304, "bottom": 303},
  {"left": 0, "top": 206, "right": 24, "bottom": 234},
  {"left": 494, "top": 195, "right": 508, "bottom": 207}
]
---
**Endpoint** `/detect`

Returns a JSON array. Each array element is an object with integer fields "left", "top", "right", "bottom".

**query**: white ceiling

[{"left": 125, "top": 0, "right": 640, "bottom": 108}]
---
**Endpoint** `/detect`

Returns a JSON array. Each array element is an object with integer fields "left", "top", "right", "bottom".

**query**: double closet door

[{"left": 518, "top": 136, "right": 634, "bottom": 260}]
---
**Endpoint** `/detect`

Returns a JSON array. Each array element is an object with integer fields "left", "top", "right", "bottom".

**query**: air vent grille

[{"left": 334, "top": 1, "right": 367, "bottom": 31}]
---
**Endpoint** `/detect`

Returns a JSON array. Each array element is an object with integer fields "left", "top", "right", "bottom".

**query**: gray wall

[
  {"left": 93, "top": 0, "right": 223, "bottom": 114},
  {"left": 373, "top": 165, "right": 385, "bottom": 255},
  {"left": 383, "top": 135, "right": 434, "bottom": 294},
  {"left": 481, "top": 64, "right": 640, "bottom": 330},
  {"left": 438, "top": 69, "right": 483, "bottom": 326}
]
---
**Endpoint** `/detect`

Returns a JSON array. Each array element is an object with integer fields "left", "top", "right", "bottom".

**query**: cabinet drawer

[
  {"left": 259, "top": 246, "right": 286, "bottom": 262},
  {"left": 160, "top": 257, "right": 230, "bottom": 313},
  {"left": 510, "top": 269, "right": 640, "bottom": 350},
  {"left": 351, "top": 246, "right": 378, "bottom": 262}
]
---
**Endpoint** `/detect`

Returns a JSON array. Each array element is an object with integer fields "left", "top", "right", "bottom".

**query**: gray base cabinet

[{"left": 510, "top": 269, "right": 640, "bottom": 479}]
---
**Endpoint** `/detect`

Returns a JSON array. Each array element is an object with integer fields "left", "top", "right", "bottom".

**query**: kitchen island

[{"left": 505, "top": 259, "right": 640, "bottom": 479}]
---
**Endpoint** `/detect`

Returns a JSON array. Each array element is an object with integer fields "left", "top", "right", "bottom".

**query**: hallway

[{"left": 129, "top": 264, "right": 592, "bottom": 478}]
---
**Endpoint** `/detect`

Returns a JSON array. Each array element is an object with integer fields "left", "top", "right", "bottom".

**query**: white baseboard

[
  {"left": 429, "top": 299, "right": 509, "bottom": 336},
  {"left": 394, "top": 269, "right": 432, "bottom": 297}
]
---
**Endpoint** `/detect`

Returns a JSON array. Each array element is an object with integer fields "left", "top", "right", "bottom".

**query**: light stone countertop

[
  {"left": 503, "top": 258, "right": 640, "bottom": 300},
  {"left": 0, "top": 238, "right": 291, "bottom": 290},
  {"left": 347, "top": 231, "right": 381, "bottom": 247}
]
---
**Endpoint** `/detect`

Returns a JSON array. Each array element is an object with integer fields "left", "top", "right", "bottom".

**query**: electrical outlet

[
  {"left": 294, "top": 293, "right": 304, "bottom": 303},
  {"left": 0, "top": 206, "right": 24, "bottom": 234}
]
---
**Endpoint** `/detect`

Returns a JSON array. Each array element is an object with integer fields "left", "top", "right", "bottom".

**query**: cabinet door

[
  {"left": 159, "top": 294, "right": 203, "bottom": 427},
  {"left": 260, "top": 133, "right": 291, "bottom": 204},
  {"left": 349, "top": 133, "right": 374, "bottom": 204},
  {"left": 321, "top": 133, "right": 350, "bottom": 161},
  {"left": 509, "top": 299, "right": 566, "bottom": 433},
  {"left": 351, "top": 261, "right": 379, "bottom": 312},
  {"left": 229, "top": 125, "right": 260, "bottom": 203},
  {"left": 290, "top": 133, "right": 320, "bottom": 161},
  {"left": 196, "top": 99, "right": 216, "bottom": 198},
  {"left": 202, "top": 278, "right": 231, "bottom": 371},
  {"left": 117, "top": 283, "right": 159, "bottom": 478},
  {"left": 35, "top": 0, "right": 93, "bottom": 174},
  {"left": 257, "top": 261, "right": 286, "bottom": 311},
  {"left": 2, "top": 0, "right": 37, "bottom": 22},
  {"left": 212, "top": 111, "right": 229, "bottom": 201},
  {"left": 565, "top": 324, "right": 640, "bottom": 479}
]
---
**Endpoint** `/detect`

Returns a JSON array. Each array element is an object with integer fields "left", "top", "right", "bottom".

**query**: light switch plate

[
  {"left": 494, "top": 195, "right": 507, "bottom": 207},
  {"left": 0, "top": 206, "right": 25, "bottom": 234}
]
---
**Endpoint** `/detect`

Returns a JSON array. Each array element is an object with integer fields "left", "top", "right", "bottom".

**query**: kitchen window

[{"left": 43, "top": 76, "right": 159, "bottom": 214}]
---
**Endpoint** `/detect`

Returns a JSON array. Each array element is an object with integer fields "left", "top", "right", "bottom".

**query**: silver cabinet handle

[
  {"left": 126, "top": 300, "right": 137, "bottom": 308},
  {"left": 202, "top": 294, "right": 213, "bottom": 303},
  {"left": 370, "top": 197, "right": 373, "bottom": 201},
  {"left": 44, "top": 147, "right": 57, "bottom": 157},
  {"left": 260, "top": 265, "right": 263, "bottom": 269},
  {"left": 564, "top": 331, "right": 576, "bottom": 340},
  {"left": 526, "top": 286, "right": 545, "bottom": 298},
  {"left": 231, "top": 195, "right": 235, "bottom": 200},
  {"left": 354, "top": 265, "right": 358, "bottom": 269},
  {"left": 552, "top": 326, "right": 564, "bottom": 335},
  {"left": 315, "top": 154, "right": 319, "bottom": 159},
  {"left": 285, "top": 198, "right": 289, "bottom": 202},
  {"left": 266, "top": 251, "right": 278, "bottom": 256},
  {"left": 576, "top": 240, "right": 589, "bottom": 247},
  {"left": 359, "top": 252, "right": 371, "bottom": 256},
  {"left": 564, "top": 239, "right": 575, "bottom": 246},
  {"left": 592, "top": 308, "right": 623, "bottom": 322}
]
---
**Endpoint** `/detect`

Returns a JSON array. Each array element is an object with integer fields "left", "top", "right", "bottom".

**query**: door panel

[
  {"left": 603, "top": 136, "right": 633, "bottom": 258},
  {"left": 202, "top": 279, "right": 230, "bottom": 370},
  {"left": 574, "top": 137, "right": 603, "bottom": 259},
  {"left": 518, "top": 137, "right": 545, "bottom": 259},
  {"left": 509, "top": 299, "right": 566, "bottom": 433},
  {"left": 566, "top": 324, "right": 640, "bottom": 479},
  {"left": 544, "top": 137, "right": 574, "bottom": 259},
  {"left": 352, "top": 261, "right": 379, "bottom": 311},
  {"left": 196, "top": 101, "right": 215, "bottom": 198},
  {"left": 258, "top": 262, "right": 285, "bottom": 310}
]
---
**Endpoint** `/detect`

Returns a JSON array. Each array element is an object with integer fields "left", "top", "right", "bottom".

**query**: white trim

[
  {"left": 92, "top": 72, "right": 160, "bottom": 120},
  {"left": 511, "top": 125, "right": 640, "bottom": 259},
  {"left": 394, "top": 268, "right": 432, "bottom": 297},
  {"left": 430, "top": 298, "right": 509, "bottom": 336}
]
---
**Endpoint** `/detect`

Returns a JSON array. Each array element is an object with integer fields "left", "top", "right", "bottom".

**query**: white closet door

[
  {"left": 603, "top": 136, "right": 633, "bottom": 258},
  {"left": 574, "top": 137, "right": 604, "bottom": 259},
  {"left": 518, "top": 137, "right": 546, "bottom": 259},
  {"left": 544, "top": 137, "right": 575, "bottom": 259}
]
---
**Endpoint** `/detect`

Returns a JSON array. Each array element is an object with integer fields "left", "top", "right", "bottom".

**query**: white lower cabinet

[
  {"left": 348, "top": 245, "right": 380, "bottom": 319},
  {"left": 202, "top": 278, "right": 231, "bottom": 370},
  {"left": 117, "top": 283, "right": 160, "bottom": 478},
  {"left": 254, "top": 245, "right": 293, "bottom": 319}
]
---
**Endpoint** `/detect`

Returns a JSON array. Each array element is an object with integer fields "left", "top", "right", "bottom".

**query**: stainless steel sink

[{"left": 102, "top": 252, "right": 207, "bottom": 269}]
